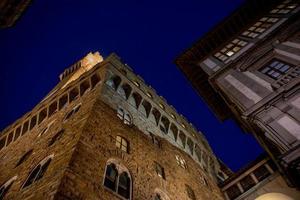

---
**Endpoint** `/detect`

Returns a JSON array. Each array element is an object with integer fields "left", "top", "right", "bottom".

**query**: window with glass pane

[
  {"left": 242, "top": 17, "right": 279, "bottom": 38},
  {"left": 116, "top": 136, "right": 128, "bottom": 153},
  {"left": 253, "top": 165, "right": 271, "bottom": 182},
  {"left": 270, "top": 0, "right": 297, "bottom": 14},
  {"left": 259, "top": 60, "right": 292, "bottom": 79},
  {"left": 240, "top": 175, "right": 256, "bottom": 192},
  {"left": 214, "top": 39, "right": 248, "bottom": 62},
  {"left": 118, "top": 172, "right": 130, "bottom": 199},
  {"left": 104, "top": 164, "right": 118, "bottom": 191},
  {"left": 226, "top": 184, "right": 242, "bottom": 199}
]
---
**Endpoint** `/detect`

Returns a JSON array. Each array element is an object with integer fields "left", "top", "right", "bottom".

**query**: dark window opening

[
  {"left": 22, "top": 157, "right": 52, "bottom": 189},
  {"left": 151, "top": 108, "right": 161, "bottom": 125},
  {"left": 226, "top": 184, "right": 242, "bottom": 200},
  {"left": 59, "top": 94, "right": 68, "bottom": 110},
  {"left": 253, "top": 165, "right": 271, "bottom": 182},
  {"left": 48, "top": 130, "right": 64, "bottom": 146},
  {"left": 21, "top": 121, "right": 29, "bottom": 136},
  {"left": 0, "top": 179, "right": 15, "bottom": 200},
  {"left": 69, "top": 88, "right": 79, "bottom": 103},
  {"left": 141, "top": 100, "right": 151, "bottom": 117},
  {"left": 6, "top": 132, "right": 14, "bottom": 146},
  {"left": 15, "top": 149, "right": 33, "bottom": 167},
  {"left": 91, "top": 73, "right": 101, "bottom": 88},
  {"left": 240, "top": 175, "right": 256, "bottom": 192},
  {"left": 48, "top": 101, "right": 58, "bottom": 117},
  {"left": 80, "top": 80, "right": 90, "bottom": 96},
  {"left": 118, "top": 172, "right": 130, "bottom": 199},
  {"left": 0, "top": 138, "right": 5, "bottom": 150},
  {"left": 38, "top": 108, "right": 47, "bottom": 124},
  {"left": 104, "top": 163, "right": 118, "bottom": 191},
  {"left": 15, "top": 126, "right": 21, "bottom": 139},
  {"left": 30, "top": 116, "right": 37, "bottom": 130}
]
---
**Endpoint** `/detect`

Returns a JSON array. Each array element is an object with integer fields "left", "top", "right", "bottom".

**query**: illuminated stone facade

[
  {"left": 0, "top": 52, "right": 223, "bottom": 199},
  {"left": 176, "top": 0, "right": 300, "bottom": 188}
]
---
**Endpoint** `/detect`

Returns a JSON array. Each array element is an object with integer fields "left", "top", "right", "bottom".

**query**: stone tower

[{"left": 0, "top": 52, "right": 224, "bottom": 200}]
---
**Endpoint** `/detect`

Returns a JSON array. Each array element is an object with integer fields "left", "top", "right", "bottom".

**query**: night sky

[{"left": 0, "top": 0, "right": 263, "bottom": 172}]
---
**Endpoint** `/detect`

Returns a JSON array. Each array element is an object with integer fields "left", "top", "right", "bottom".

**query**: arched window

[
  {"left": 154, "top": 194, "right": 162, "bottom": 200},
  {"left": 169, "top": 124, "right": 178, "bottom": 141},
  {"left": 128, "top": 92, "right": 142, "bottom": 108},
  {"left": 58, "top": 94, "right": 68, "bottom": 110},
  {"left": 106, "top": 75, "right": 121, "bottom": 90},
  {"left": 178, "top": 131, "right": 186, "bottom": 148},
  {"left": 104, "top": 163, "right": 118, "bottom": 191},
  {"left": 139, "top": 100, "right": 151, "bottom": 117},
  {"left": 118, "top": 172, "right": 131, "bottom": 198},
  {"left": 187, "top": 138, "right": 194, "bottom": 155},
  {"left": 116, "top": 136, "right": 129, "bottom": 153},
  {"left": 69, "top": 87, "right": 79, "bottom": 103},
  {"left": 117, "top": 84, "right": 132, "bottom": 99},
  {"left": 195, "top": 145, "right": 202, "bottom": 162},
  {"left": 149, "top": 108, "right": 161, "bottom": 125},
  {"left": 103, "top": 161, "right": 132, "bottom": 200},
  {"left": 0, "top": 176, "right": 17, "bottom": 200},
  {"left": 90, "top": 73, "right": 101, "bottom": 88},
  {"left": 22, "top": 155, "right": 53, "bottom": 189},
  {"left": 64, "top": 104, "right": 81, "bottom": 122},
  {"left": 15, "top": 149, "right": 33, "bottom": 167},
  {"left": 160, "top": 116, "right": 170, "bottom": 134},
  {"left": 80, "top": 80, "right": 90, "bottom": 96}
]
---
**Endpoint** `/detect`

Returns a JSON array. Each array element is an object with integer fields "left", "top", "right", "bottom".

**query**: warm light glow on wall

[{"left": 255, "top": 193, "right": 294, "bottom": 200}]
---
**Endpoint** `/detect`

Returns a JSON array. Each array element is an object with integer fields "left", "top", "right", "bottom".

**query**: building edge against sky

[
  {"left": 176, "top": 0, "right": 300, "bottom": 190},
  {"left": 0, "top": 52, "right": 225, "bottom": 199}
]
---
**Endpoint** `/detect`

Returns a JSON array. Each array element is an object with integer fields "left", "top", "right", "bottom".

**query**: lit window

[
  {"left": 116, "top": 136, "right": 129, "bottom": 153},
  {"left": 259, "top": 59, "right": 292, "bottom": 80},
  {"left": 214, "top": 39, "right": 248, "bottom": 62},
  {"left": 170, "top": 114, "right": 176, "bottom": 119},
  {"left": 155, "top": 162, "right": 165, "bottom": 179},
  {"left": 133, "top": 80, "right": 140, "bottom": 87},
  {"left": 270, "top": 0, "right": 297, "bottom": 14},
  {"left": 38, "top": 120, "right": 55, "bottom": 137},
  {"left": 146, "top": 92, "right": 153, "bottom": 98},
  {"left": 242, "top": 17, "right": 279, "bottom": 38},
  {"left": 159, "top": 103, "right": 165, "bottom": 109},
  {"left": 22, "top": 156, "right": 53, "bottom": 189},
  {"left": 175, "top": 155, "right": 187, "bottom": 169}
]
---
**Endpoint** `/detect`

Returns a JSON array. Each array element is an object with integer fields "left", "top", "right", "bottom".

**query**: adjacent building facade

[
  {"left": 176, "top": 0, "right": 300, "bottom": 189},
  {"left": 220, "top": 154, "right": 300, "bottom": 200},
  {"left": 0, "top": 52, "right": 224, "bottom": 199}
]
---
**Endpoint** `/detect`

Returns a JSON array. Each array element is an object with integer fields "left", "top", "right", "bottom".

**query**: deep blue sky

[{"left": 0, "top": 0, "right": 263, "bottom": 172}]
